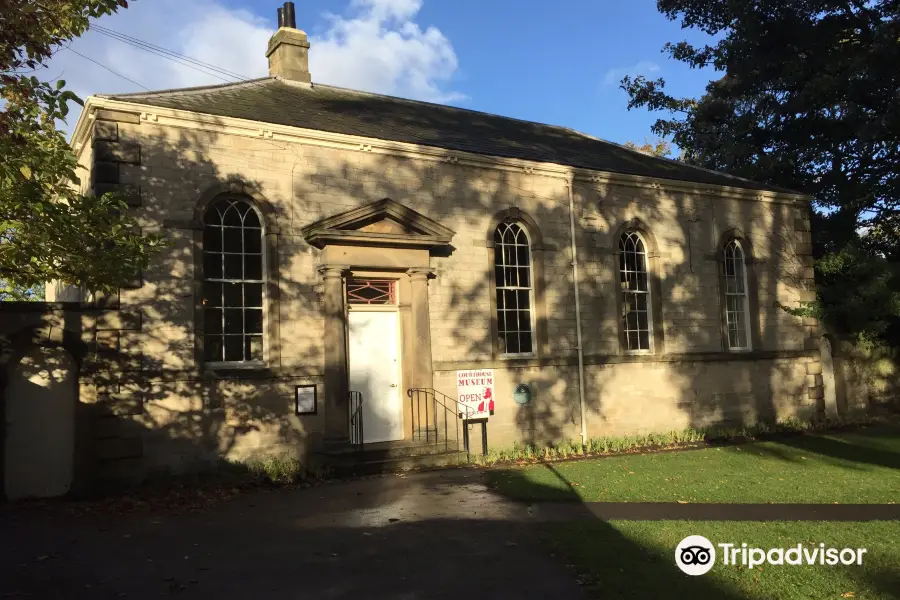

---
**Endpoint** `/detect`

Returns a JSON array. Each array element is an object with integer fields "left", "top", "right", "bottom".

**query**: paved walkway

[
  {"left": 0, "top": 469, "right": 581, "bottom": 600},
  {"left": 2, "top": 468, "right": 897, "bottom": 599}
]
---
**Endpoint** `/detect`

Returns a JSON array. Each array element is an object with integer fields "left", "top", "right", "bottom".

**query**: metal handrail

[
  {"left": 407, "top": 388, "right": 474, "bottom": 459},
  {"left": 349, "top": 391, "right": 363, "bottom": 451}
]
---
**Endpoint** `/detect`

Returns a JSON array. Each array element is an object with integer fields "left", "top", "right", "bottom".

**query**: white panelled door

[{"left": 348, "top": 311, "right": 403, "bottom": 443}]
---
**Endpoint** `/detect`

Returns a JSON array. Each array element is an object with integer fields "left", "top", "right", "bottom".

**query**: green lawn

[
  {"left": 548, "top": 520, "right": 900, "bottom": 599},
  {"left": 489, "top": 424, "right": 900, "bottom": 504}
]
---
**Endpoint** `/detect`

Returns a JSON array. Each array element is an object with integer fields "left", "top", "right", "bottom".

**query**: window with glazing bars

[
  {"left": 619, "top": 231, "right": 652, "bottom": 352},
  {"left": 494, "top": 221, "right": 534, "bottom": 355},
  {"left": 202, "top": 197, "right": 264, "bottom": 363},
  {"left": 724, "top": 239, "right": 751, "bottom": 350}
]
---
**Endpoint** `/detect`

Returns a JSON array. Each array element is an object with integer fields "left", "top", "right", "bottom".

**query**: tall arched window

[
  {"left": 494, "top": 221, "right": 534, "bottom": 356},
  {"left": 202, "top": 196, "right": 265, "bottom": 363},
  {"left": 723, "top": 239, "right": 751, "bottom": 350},
  {"left": 619, "top": 231, "right": 652, "bottom": 352}
]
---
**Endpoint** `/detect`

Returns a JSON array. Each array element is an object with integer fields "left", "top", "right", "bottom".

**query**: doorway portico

[{"left": 302, "top": 199, "right": 455, "bottom": 449}]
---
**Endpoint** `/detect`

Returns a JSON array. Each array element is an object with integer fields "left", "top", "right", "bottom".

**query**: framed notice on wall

[{"left": 295, "top": 385, "right": 317, "bottom": 415}]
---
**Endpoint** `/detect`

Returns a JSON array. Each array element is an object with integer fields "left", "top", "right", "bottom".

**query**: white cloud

[
  {"left": 311, "top": 0, "right": 464, "bottom": 103},
  {"left": 602, "top": 61, "right": 660, "bottom": 86},
  {"left": 42, "top": 0, "right": 462, "bottom": 133}
]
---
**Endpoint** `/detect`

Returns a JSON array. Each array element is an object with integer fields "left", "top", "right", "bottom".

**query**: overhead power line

[
  {"left": 90, "top": 24, "right": 251, "bottom": 84},
  {"left": 65, "top": 45, "right": 150, "bottom": 91}
]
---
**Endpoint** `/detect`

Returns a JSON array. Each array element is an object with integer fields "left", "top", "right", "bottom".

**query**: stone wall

[
  {"left": 0, "top": 303, "right": 146, "bottom": 494},
  {"left": 830, "top": 336, "right": 900, "bottom": 414},
  {"left": 67, "top": 101, "right": 825, "bottom": 472}
]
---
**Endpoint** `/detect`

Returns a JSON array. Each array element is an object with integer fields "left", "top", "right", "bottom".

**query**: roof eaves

[
  {"left": 101, "top": 77, "right": 275, "bottom": 100},
  {"left": 566, "top": 127, "right": 804, "bottom": 196}
]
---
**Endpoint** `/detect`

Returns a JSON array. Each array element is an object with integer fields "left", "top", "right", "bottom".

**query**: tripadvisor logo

[
  {"left": 675, "top": 536, "right": 869, "bottom": 576},
  {"left": 675, "top": 535, "right": 716, "bottom": 576}
]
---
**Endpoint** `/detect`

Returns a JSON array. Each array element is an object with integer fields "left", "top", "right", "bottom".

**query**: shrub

[
  {"left": 475, "top": 414, "right": 893, "bottom": 467},
  {"left": 242, "top": 454, "right": 305, "bottom": 485}
]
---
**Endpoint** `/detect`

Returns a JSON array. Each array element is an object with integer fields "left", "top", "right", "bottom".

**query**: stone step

[
  {"left": 322, "top": 439, "right": 468, "bottom": 460},
  {"left": 327, "top": 450, "right": 470, "bottom": 477}
]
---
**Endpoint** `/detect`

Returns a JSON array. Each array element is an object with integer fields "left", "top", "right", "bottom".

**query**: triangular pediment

[{"left": 301, "top": 199, "right": 455, "bottom": 249}]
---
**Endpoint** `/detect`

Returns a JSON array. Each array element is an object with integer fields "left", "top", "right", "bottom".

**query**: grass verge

[
  {"left": 488, "top": 423, "right": 900, "bottom": 503},
  {"left": 547, "top": 520, "right": 900, "bottom": 599}
]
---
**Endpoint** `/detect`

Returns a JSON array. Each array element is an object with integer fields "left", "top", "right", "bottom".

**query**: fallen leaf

[{"left": 841, "top": 593, "right": 855, "bottom": 598}]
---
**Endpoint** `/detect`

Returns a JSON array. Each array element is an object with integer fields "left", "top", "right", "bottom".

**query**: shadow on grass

[
  {"left": 751, "top": 424, "right": 900, "bottom": 470},
  {"left": 484, "top": 464, "right": 748, "bottom": 598},
  {"left": 485, "top": 462, "right": 584, "bottom": 502},
  {"left": 546, "top": 521, "right": 744, "bottom": 600}
]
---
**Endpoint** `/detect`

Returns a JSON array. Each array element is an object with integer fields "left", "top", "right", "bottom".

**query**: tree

[
  {"left": 623, "top": 138, "right": 674, "bottom": 158},
  {"left": 622, "top": 0, "right": 900, "bottom": 342},
  {"left": 0, "top": 281, "right": 44, "bottom": 302},
  {"left": 1, "top": 1, "right": 164, "bottom": 297}
]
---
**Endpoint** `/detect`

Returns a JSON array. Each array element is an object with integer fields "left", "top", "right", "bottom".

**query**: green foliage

[
  {"left": 0, "top": 280, "right": 44, "bottom": 301},
  {"left": 621, "top": 0, "right": 900, "bottom": 343},
  {"left": 241, "top": 454, "right": 310, "bottom": 485},
  {"left": 475, "top": 415, "right": 888, "bottom": 466},
  {"left": 1, "top": 1, "right": 165, "bottom": 293},
  {"left": 623, "top": 138, "right": 675, "bottom": 158},
  {"left": 779, "top": 244, "right": 900, "bottom": 341}
]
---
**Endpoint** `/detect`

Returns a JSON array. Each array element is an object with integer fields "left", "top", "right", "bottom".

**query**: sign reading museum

[{"left": 456, "top": 369, "right": 494, "bottom": 419}]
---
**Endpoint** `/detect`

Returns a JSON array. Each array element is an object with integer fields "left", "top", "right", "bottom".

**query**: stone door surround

[{"left": 302, "top": 199, "right": 455, "bottom": 447}]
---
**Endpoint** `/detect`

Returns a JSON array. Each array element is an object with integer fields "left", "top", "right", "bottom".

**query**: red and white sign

[{"left": 456, "top": 369, "right": 494, "bottom": 419}]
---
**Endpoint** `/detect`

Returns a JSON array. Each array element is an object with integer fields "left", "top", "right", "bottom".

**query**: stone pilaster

[
  {"left": 407, "top": 268, "right": 435, "bottom": 390},
  {"left": 319, "top": 264, "right": 350, "bottom": 446}
]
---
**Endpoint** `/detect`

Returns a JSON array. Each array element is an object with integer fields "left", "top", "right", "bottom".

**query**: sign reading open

[{"left": 456, "top": 369, "right": 494, "bottom": 419}]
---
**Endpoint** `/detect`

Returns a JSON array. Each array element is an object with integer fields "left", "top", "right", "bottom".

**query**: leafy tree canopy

[
  {"left": 622, "top": 0, "right": 899, "bottom": 253},
  {"left": 623, "top": 0, "right": 900, "bottom": 342},
  {"left": 623, "top": 138, "right": 675, "bottom": 158},
  {"left": 1, "top": 0, "right": 164, "bottom": 297}
]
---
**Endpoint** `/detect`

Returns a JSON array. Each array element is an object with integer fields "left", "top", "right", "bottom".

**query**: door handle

[{"left": 390, "top": 384, "right": 398, "bottom": 388}]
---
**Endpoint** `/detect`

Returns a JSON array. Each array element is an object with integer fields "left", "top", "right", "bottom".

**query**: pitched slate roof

[{"left": 104, "top": 77, "right": 793, "bottom": 194}]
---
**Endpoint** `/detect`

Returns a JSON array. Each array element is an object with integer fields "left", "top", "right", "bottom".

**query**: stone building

[{"left": 3, "top": 5, "right": 831, "bottom": 493}]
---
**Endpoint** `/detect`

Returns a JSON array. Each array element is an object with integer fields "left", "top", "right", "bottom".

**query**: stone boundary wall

[{"left": 0, "top": 302, "right": 142, "bottom": 496}]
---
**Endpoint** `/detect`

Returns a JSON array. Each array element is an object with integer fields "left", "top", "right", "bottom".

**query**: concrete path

[
  {"left": 3, "top": 467, "right": 897, "bottom": 599},
  {"left": 0, "top": 469, "right": 582, "bottom": 600}
]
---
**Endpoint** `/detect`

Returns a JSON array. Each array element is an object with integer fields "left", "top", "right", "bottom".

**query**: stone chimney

[{"left": 266, "top": 2, "right": 311, "bottom": 83}]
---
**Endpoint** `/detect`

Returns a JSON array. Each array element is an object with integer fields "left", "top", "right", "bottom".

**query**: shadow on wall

[
  {"left": 830, "top": 336, "right": 900, "bottom": 415},
  {"left": 2, "top": 346, "right": 77, "bottom": 500},
  {"left": 3, "top": 108, "right": 831, "bottom": 492}
]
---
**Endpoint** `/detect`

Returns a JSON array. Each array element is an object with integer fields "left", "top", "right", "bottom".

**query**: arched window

[
  {"left": 493, "top": 221, "right": 534, "bottom": 356},
  {"left": 723, "top": 239, "right": 751, "bottom": 350},
  {"left": 619, "top": 231, "right": 652, "bottom": 352},
  {"left": 201, "top": 196, "right": 265, "bottom": 363}
]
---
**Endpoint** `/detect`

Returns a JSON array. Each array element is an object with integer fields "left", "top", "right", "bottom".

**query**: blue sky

[{"left": 51, "top": 0, "right": 720, "bottom": 145}]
